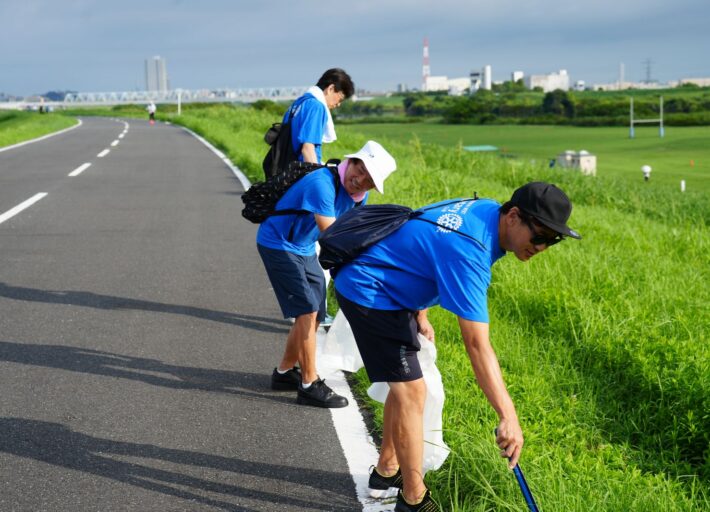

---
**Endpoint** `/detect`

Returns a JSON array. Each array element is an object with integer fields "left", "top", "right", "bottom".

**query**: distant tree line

[
  {"left": 433, "top": 87, "right": 710, "bottom": 126},
  {"left": 249, "top": 86, "right": 710, "bottom": 126}
]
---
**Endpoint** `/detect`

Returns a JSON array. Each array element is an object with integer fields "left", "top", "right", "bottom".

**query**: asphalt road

[{"left": 0, "top": 117, "right": 361, "bottom": 511}]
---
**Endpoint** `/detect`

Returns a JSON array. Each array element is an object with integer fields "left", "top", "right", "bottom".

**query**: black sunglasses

[{"left": 520, "top": 214, "right": 564, "bottom": 247}]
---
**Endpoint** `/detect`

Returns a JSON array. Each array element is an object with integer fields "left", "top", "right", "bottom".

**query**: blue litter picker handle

[{"left": 495, "top": 428, "right": 540, "bottom": 512}]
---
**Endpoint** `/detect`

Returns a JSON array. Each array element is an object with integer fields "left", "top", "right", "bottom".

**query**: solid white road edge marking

[
  {"left": 111, "top": 140, "right": 119, "bottom": 147},
  {"left": 181, "top": 124, "right": 385, "bottom": 510},
  {"left": 97, "top": 149, "right": 110, "bottom": 158},
  {"left": 180, "top": 126, "right": 251, "bottom": 191},
  {"left": 0, "top": 119, "right": 83, "bottom": 153},
  {"left": 0, "top": 193, "right": 48, "bottom": 225},
  {"left": 319, "top": 332, "right": 392, "bottom": 512},
  {"left": 68, "top": 162, "right": 91, "bottom": 177}
]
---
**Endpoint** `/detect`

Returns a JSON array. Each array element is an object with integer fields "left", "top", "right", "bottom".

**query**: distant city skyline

[{"left": 1, "top": 0, "right": 708, "bottom": 96}]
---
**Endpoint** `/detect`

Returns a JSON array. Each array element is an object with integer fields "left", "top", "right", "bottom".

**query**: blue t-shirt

[
  {"left": 334, "top": 199, "right": 506, "bottom": 323},
  {"left": 256, "top": 167, "right": 368, "bottom": 256},
  {"left": 284, "top": 93, "right": 327, "bottom": 163}
]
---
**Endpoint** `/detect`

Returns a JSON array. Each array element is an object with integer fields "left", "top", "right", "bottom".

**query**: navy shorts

[
  {"left": 257, "top": 244, "right": 326, "bottom": 322},
  {"left": 335, "top": 290, "right": 422, "bottom": 383}
]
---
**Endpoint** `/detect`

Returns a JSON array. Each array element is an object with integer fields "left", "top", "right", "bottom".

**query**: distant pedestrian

[
  {"left": 334, "top": 182, "right": 581, "bottom": 511},
  {"left": 147, "top": 102, "right": 156, "bottom": 124},
  {"left": 258, "top": 141, "right": 396, "bottom": 408}
]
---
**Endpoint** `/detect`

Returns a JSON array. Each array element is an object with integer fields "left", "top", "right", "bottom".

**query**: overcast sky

[{"left": 2, "top": 0, "right": 708, "bottom": 96}]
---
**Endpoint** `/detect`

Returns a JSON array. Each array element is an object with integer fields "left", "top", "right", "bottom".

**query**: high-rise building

[{"left": 145, "top": 56, "right": 168, "bottom": 92}]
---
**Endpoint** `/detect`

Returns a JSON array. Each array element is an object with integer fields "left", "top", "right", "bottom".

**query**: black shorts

[
  {"left": 335, "top": 290, "right": 422, "bottom": 383},
  {"left": 257, "top": 244, "right": 326, "bottom": 322}
]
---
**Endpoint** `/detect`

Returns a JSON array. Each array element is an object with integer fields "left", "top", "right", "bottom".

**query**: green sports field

[{"left": 341, "top": 123, "right": 710, "bottom": 192}]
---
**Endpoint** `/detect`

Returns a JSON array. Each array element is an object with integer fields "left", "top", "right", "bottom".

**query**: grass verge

[{"left": 0, "top": 111, "right": 77, "bottom": 148}]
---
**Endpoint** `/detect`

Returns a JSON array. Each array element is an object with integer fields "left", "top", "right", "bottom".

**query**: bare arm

[
  {"left": 415, "top": 309, "right": 435, "bottom": 341},
  {"left": 314, "top": 214, "right": 335, "bottom": 232},
  {"left": 301, "top": 143, "right": 319, "bottom": 164},
  {"left": 458, "top": 317, "right": 523, "bottom": 468}
]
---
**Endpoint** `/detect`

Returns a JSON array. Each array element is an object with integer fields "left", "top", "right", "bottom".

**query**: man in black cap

[{"left": 333, "top": 182, "right": 581, "bottom": 511}]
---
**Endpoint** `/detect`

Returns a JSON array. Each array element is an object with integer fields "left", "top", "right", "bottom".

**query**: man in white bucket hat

[{"left": 257, "top": 140, "right": 396, "bottom": 408}]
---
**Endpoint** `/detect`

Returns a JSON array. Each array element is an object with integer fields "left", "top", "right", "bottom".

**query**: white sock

[
  {"left": 301, "top": 381, "right": 312, "bottom": 389},
  {"left": 277, "top": 368, "right": 290, "bottom": 375}
]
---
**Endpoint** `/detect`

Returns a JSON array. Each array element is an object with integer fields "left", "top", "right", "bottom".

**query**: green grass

[
  {"left": 174, "top": 105, "right": 708, "bottom": 511},
  {"left": 36, "top": 104, "right": 708, "bottom": 511},
  {"left": 341, "top": 123, "right": 710, "bottom": 192},
  {"left": 158, "top": 105, "right": 707, "bottom": 510},
  {"left": 0, "top": 111, "right": 77, "bottom": 148}
]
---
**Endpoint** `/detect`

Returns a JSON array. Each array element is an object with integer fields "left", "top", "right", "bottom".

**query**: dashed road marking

[
  {"left": 0, "top": 193, "right": 48, "bottom": 225},
  {"left": 68, "top": 162, "right": 91, "bottom": 177}
]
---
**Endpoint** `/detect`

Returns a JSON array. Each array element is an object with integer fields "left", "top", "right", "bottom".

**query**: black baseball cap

[{"left": 510, "top": 182, "right": 582, "bottom": 239}]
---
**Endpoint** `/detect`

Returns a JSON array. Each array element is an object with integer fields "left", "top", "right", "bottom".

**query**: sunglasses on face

[{"left": 520, "top": 214, "right": 564, "bottom": 247}]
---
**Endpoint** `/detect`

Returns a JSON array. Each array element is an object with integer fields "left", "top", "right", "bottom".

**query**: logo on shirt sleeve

[{"left": 436, "top": 213, "right": 463, "bottom": 233}]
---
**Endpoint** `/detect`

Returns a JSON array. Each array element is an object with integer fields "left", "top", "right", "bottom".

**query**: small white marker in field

[
  {"left": 97, "top": 149, "right": 110, "bottom": 158},
  {"left": 681, "top": 180, "right": 686, "bottom": 192}
]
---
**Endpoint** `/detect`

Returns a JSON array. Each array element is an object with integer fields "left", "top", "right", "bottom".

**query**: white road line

[
  {"left": 97, "top": 149, "right": 110, "bottom": 158},
  {"left": 320, "top": 351, "right": 392, "bottom": 512},
  {"left": 0, "top": 119, "right": 82, "bottom": 153},
  {"left": 68, "top": 162, "right": 91, "bottom": 177},
  {"left": 111, "top": 140, "right": 119, "bottom": 147},
  {"left": 180, "top": 126, "right": 251, "bottom": 191},
  {"left": 118, "top": 134, "right": 125, "bottom": 139},
  {"left": 0, "top": 193, "right": 48, "bottom": 225}
]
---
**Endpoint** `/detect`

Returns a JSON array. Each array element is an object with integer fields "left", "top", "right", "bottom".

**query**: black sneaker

[
  {"left": 394, "top": 489, "right": 439, "bottom": 512},
  {"left": 296, "top": 379, "right": 348, "bottom": 408},
  {"left": 271, "top": 367, "right": 301, "bottom": 391},
  {"left": 368, "top": 466, "right": 402, "bottom": 498}
]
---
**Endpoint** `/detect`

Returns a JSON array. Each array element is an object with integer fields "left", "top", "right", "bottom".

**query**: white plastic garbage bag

[
  {"left": 367, "top": 334, "right": 450, "bottom": 472},
  {"left": 317, "top": 313, "right": 450, "bottom": 473},
  {"left": 317, "top": 310, "right": 363, "bottom": 373}
]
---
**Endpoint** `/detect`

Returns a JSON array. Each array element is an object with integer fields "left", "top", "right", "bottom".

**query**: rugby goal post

[{"left": 630, "top": 96, "right": 664, "bottom": 138}]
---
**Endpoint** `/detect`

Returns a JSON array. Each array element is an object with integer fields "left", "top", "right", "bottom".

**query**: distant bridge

[
  {"left": 0, "top": 86, "right": 309, "bottom": 110},
  {"left": 63, "top": 86, "right": 309, "bottom": 105}
]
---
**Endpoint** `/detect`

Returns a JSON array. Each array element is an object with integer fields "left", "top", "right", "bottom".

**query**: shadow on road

[
  {"left": 0, "top": 282, "right": 289, "bottom": 334},
  {"left": 0, "top": 341, "right": 300, "bottom": 406},
  {"left": 0, "top": 417, "right": 357, "bottom": 511}
]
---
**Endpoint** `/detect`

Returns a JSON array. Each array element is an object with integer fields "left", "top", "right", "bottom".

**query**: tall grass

[{"left": 62, "top": 105, "right": 709, "bottom": 511}]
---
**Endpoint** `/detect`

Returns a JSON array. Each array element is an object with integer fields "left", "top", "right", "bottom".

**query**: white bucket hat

[{"left": 344, "top": 140, "right": 396, "bottom": 193}]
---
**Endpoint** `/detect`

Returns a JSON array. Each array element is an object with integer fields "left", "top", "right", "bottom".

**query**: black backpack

[
  {"left": 317, "top": 198, "right": 485, "bottom": 275},
  {"left": 262, "top": 98, "right": 304, "bottom": 179},
  {"left": 241, "top": 159, "right": 341, "bottom": 224}
]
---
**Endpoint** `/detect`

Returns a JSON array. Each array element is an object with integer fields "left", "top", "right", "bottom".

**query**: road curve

[{"left": 0, "top": 117, "right": 362, "bottom": 511}]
